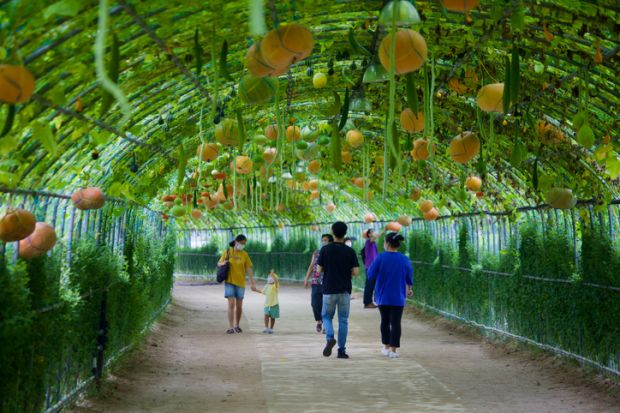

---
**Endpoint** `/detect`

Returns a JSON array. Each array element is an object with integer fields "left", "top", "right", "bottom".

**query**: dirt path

[{"left": 70, "top": 282, "right": 620, "bottom": 413}]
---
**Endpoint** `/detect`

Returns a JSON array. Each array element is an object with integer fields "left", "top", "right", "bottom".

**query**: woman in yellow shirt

[{"left": 218, "top": 234, "right": 255, "bottom": 334}]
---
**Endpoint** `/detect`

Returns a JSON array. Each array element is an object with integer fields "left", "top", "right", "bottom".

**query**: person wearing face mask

[
  {"left": 304, "top": 233, "right": 334, "bottom": 333},
  {"left": 218, "top": 234, "right": 255, "bottom": 334},
  {"left": 366, "top": 232, "right": 413, "bottom": 359},
  {"left": 252, "top": 269, "right": 280, "bottom": 334}
]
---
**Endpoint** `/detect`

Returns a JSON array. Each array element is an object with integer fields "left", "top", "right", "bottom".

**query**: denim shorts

[{"left": 224, "top": 283, "right": 245, "bottom": 299}]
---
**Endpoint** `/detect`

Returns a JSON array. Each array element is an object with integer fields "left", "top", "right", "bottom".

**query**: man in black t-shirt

[{"left": 317, "top": 221, "right": 360, "bottom": 359}]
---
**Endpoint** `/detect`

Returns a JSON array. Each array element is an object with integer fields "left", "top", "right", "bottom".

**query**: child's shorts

[{"left": 264, "top": 305, "right": 280, "bottom": 319}]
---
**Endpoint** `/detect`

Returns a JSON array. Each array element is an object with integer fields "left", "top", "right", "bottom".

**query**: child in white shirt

[{"left": 252, "top": 269, "right": 280, "bottom": 334}]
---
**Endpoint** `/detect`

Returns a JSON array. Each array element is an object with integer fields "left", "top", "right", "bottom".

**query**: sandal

[
  {"left": 234, "top": 326, "right": 243, "bottom": 333},
  {"left": 226, "top": 328, "right": 236, "bottom": 334}
]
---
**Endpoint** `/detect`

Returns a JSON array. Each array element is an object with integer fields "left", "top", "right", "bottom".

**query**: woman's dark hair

[
  {"left": 229, "top": 234, "right": 247, "bottom": 247},
  {"left": 321, "top": 233, "right": 334, "bottom": 242},
  {"left": 385, "top": 232, "right": 405, "bottom": 249},
  {"left": 365, "top": 228, "right": 374, "bottom": 238}
]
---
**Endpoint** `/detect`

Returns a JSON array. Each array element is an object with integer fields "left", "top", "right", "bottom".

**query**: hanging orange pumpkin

[
  {"left": 71, "top": 187, "right": 106, "bottom": 210},
  {"left": 400, "top": 108, "right": 424, "bottom": 133},
  {"left": 423, "top": 207, "right": 439, "bottom": 221},
  {"left": 419, "top": 199, "right": 434, "bottom": 213},
  {"left": 440, "top": 0, "right": 480, "bottom": 12},
  {"left": 476, "top": 83, "right": 504, "bottom": 113},
  {"left": 0, "top": 65, "right": 35, "bottom": 103},
  {"left": 0, "top": 208, "right": 36, "bottom": 242},
  {"left": 18, "top": 222, "right": 57, "bottom": 260},
  {"left": 308, "top": 159, "right": 321, "bottom": 174},
  {"left": 378, "top": 29, "right": 427, "bottom": 75},
  {"left": 449, "top": 131, "right": 480, "bottom": 164},
  {"left": 411, "top": 138, "right": 432, "bottom": 161},
  {"left": 197, "top": 143, "right": 218, "bottom": 162}
]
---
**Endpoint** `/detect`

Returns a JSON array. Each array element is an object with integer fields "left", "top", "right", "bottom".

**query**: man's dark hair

[
  {"left": 331, "top": 221, "right": 348, "bottom": 239},
  {"left": 321, "top": 233, "right": 334, "bottom": 242},
  {"left": 385, "top": 232, "right": 405, "bottom": 248}
]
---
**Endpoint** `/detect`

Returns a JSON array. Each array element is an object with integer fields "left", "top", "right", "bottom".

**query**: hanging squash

[
  {"left": 191, "top": 209, "right": 203, "bottom": 219},
  {"left": 71, "top": 187, "right": 106, "bottom": 210},
  {"left": 308, "top": 159, "right": 321, "bottom": 174},
  {"left": 378, "top": 29, "right": 427, "bottom": 75},
  {"left": 476, "top": 83, "right": 505, "bottom": 113},
  {"left": 449, "top": 131, "right": 480, "bottom": 164},
  {"left": 440, "top": 0, "right": 480, "bottom": 12},
  {"left": 419, "top": 199, "right": 434, "bottom": 213},
  {"left": 286, "top": 125, "right": 301, "bottom": 142},
  {"left": 308, "top": 179, "right": 319, "bottom": 190},
  {"left": 325, "top": 202, "right": 336, "bottom": 213},
  {"left": 352, "top": 177, "right": 366, "bottom": 188},
  {"left": 341, "top": 150, "right": 352, "bottom": 164},
  {"left": 231, "top": 156, "right": 253, "bottom": 175},
  {"left": 18, "top": 222, "right": 57, "bottom": 260},
  {"left": 275, "top": 24, "right": 314, "bottom": 61},
  {"left": 465, "top": 176, "right": 482, "bottom": 192},
  {"left": 345, "top": 129, "right": 364, "bottom": 148},
  {"left": 265, "top": 124, "right": 279, "bottom": 141},
  {"left": 0, "top": 208, "right": 36, "bottom": 242},
  {"left": 546, "top": 188, "right": 577, "bottom": 209},
  {"left": 423, "top": 207, "right": 439, "bottom": 221},
  {"left": 0, "top": 65, "right": 35, "bottom": 104},
  {"left": 411, "top": 138, "right": 432, "bottom": 161},
  {"left": 397, "top": 215, "right": 412, "bottom": 227},
  {"left": 263, "top": 147, "right": 277, "bottom": 164},
  {"left": 313, "top": 72, "right": 327, "bottom": 88},
  {"left": 386, "top": 221, "right": 402, "bottom": 231},
  {"left": 197, "top": 143, "right": 218, "bottom": 162},
  {"left": 238, "top": 74, "right": 277, "bottom": 104},
  {"left": 364, "top": 213, "right": 376, "bottom": 223},
  {"left": 309, "top": 190, "right": 320, "bottom": 200},
  {"left": 410, "top": 188, "right": 422, "bottom": 201},
  {"left": 400, "top": 108, "right": 424, "bottom": 133},
  {"left": 245, "top": 43, "right": 289, "bottom": 78},
  {"left": 215, "top": 119, "right": 239, "bottom": 146}
]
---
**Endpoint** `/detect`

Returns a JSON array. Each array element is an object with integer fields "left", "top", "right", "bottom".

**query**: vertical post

[
  {"left": 94, "top": 291, "right": 108, "bottom": 388},
  {"left": 65, "top": 206, "right": 76, "bottom": 267}
]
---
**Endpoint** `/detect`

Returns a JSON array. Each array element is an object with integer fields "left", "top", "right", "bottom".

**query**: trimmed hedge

[{"left": 0, "top": 229, "right": 175, "bottom": 413}]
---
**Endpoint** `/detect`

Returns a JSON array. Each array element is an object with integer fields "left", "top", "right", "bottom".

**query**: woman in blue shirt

[{"left": 366, "top": 232, "right": 413, "bottom": 358}]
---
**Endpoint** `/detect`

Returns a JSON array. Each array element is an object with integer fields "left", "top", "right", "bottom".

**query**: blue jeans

[{"left": 322, "top": 293, "right": 351, "bottom": 350}]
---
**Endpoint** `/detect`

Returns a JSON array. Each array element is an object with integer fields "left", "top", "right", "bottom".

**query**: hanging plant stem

[
  {"left": 383, "top": 2, "right": 399, "bottom": 200},
  {"left": 95, "top": 0, "right": 131, "bottom": 124}
]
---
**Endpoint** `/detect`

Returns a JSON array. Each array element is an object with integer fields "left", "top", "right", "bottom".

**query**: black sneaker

[
  {"left": 323, "top": 338, "right": 337, "bottom": 357},
  {"left": 337, "top": 349, "right": 350, "bottom": 359}
]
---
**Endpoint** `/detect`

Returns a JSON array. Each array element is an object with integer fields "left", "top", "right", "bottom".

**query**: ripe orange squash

[
  {"left": 423, "top": 207, "right": 439, "bottom": 221},
  {"left": 325, "top": 202, "right": 336, "bottom": 213},
  {"left": 419, "top": 199, "right": 434, "bottom": 213},
  {"left": 245, "top": 43, "right": 289, "bottom": 78},
  {"left": 19, "top": 222, "right": 57, "bottom": 260},
  {"left": 364, "top": 213, "right": 376, "bottom": 223},
  {"left": 379, "top": 29, "right": 427, "bottom": 75},
  {"left": 466, "top": 176, "right": 482, "bottom": 192},
  {"left": 449, "top": 131, "right": 480, "bottom": 164},
  {"left": 397, "top": 215, "right": 412, "bottom": 227},
  {"left": 410, "top": 188, "right": 421, "bottom": 201},
  {"left": 400, "top": 109, "right": 424, "bottom": 133},
  {"left": 276, "top": 24, "right": 314, "bottom": 61},
  {"left": 265, "top": 124, "right": 279, "bottom": 141},
  {"left": 346, "top": 129, "right": 364, "bottom": 148},
  {"left": 309, "top": 190, "right": 320, "bottom": 200},
  {"left": 341, "top": 150, "right": 352, "bottom": 164},
  {"left": 411, "top": 138, "right": 432, "bottom": 161},
  {"left": 352, "top": 177, "right": 366, "bottom": 188},
  {"left": 197, "top": 143, "right": 218, "bottom": 162},
  {"left": 231, "top": 156, "right": 253, "bottom": 175},
  {"left": 386, "top": 221, "right": 402, "bottom": 232},
  {"left": 441, "top": 0, "right": 480, "bottom": 12},
  {"left": 476, "top": 83, "right": 504, "bottom": 113},
  {"left": 308, "top": 159, "right": 321, "bottom": 174},
  {"left": 71, "top": 187, "right": 105, "bottom": 210},
  {"left": 191, "top": 209, "right": 203, "bottom": 219},
  {"left": 308, "top": 179, "right": 319, "bottom": 190},
  {"left": 0, "top": 65, "right": 35, "bottom": 103},
  {"left": 286, "top": 125, "right": 301, "bottom": 142},
  {"left": 0, "top": 209, "right": 36, "bottom": 242}
]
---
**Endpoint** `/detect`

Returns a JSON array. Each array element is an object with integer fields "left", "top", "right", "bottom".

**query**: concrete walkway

[{"left": 69, "top": 282, "right": 620, "bottom": 413}]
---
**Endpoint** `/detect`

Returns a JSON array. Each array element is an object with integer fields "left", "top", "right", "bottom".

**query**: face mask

[
  {"left": 235, "top": 243, "right": 245, "bottom": 251},
  {"left": 345, "top": 241, "right": 352, "bottom": 247},
  {"left": 267, "top": 276, "right": 275, "bottom": 284},
  {"left": 321, "top": 241, "right": 328, "bottom": 247}
]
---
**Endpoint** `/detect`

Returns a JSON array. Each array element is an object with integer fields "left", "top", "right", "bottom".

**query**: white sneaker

[
  {"left": 268, "top": 328, "right": 274, "bottom": 334},
  {"left": 381, "top": 347, "right": 390, "bottom": 356},
  {"left": 388, "top": 351, "right": 400, "bottom": 358},
  {"left": 262, "top": 328, "right": 270, "bottom": 334}
]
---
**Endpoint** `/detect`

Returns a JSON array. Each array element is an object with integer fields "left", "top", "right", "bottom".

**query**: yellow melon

[
  {"left": 0, "top": 65, "right": 35, "bottom": 103},
  {"left": 346, "top": 129, "right": 364, "bottom": 148},
  {"left": 423, "top": 207, "right": 439, "bottom": 221},
  {"left": 419, "top": 199, "right": 434, "bottom": 213},
  {"left": 465, "top": 176, "right": 482, "bottom": 192},
  {"left": 341, "top": 151, "right": 352, "bottom": 163},
  {"left": 286, "top": 125, "right": 301, "bottom": 142},
  {"left": 411, "top": 138, "right": 432, "bottom": 161},
  {"left": 197, "top": 143, "right": 218, "bottom": 162}
]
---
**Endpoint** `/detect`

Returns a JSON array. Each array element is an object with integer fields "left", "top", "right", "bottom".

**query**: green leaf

[
  {"left": 605, "top": 153, "right": 620, "bottom": 179},
  {"left": 577, "top": 124, "right": 595, "bottom": 148},
  {"left": 509, "top": 139, "right": 527, "bottom": 167},
  {"left": 48, "top": 83, "right": 67, "bottom": 106},
  {"left": 572, "top": 111, "right": 586, "bottom": 130},
  {"left": 32, "top": 121, "right": 58, "bottom": 155},
  {"left": 338, "top": 88, "right": 350, "bottom": 131},
  {"left": 0, "top": 169, "right": 18, "bottom": 187},
  {"left": 101, "top": 34, "right": 120, "bottom": 117},
  {"left": 43, "top": 0, "right": 81, "bottom": 19},
  {"left": 194, "top": 29, "right": 203, "bottom": 77},
  {"left": 503, "top": 55, "right": 511, "bottom": 114},
  {"left": 91, "top": 130, "right": 111, "bottom": 145},
  {"left": 219, "top": 40, "right": 233, "bottom": 82}
]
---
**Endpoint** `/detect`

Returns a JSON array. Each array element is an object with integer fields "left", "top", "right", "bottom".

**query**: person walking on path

[
  {"left": 317, "top": 222, "right": 360, "bottom": 359},
  {"left": 366, "top": 232, "right": 413, "bottom": 359},
  {"left": 218, "top": 234, "right": 256, "bottom": 334},
  {"left": 252, "top": 269, "right": 280, "bottom": 334},
  {"left": 362, "top": 227, "right": 385, "bottom": 309},
  {"left": 304, "top": 233, "right": 334, "bottom": 333}
]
